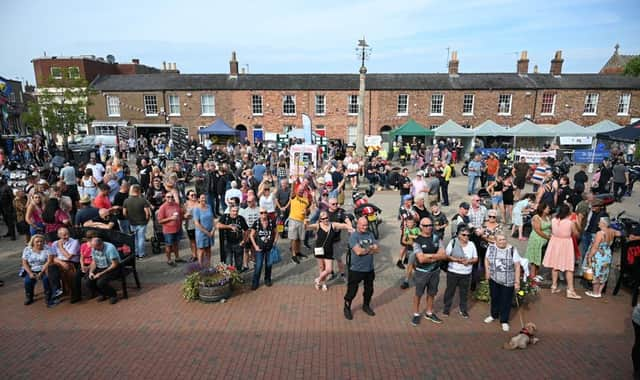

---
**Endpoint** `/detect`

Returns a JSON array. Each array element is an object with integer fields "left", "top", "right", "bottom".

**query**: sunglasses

[
  {"left": 329, "top": 203, "right": 337, "bottom": 206},
  {"left": 320, "top": 217, "right": 329, "bottom": 221},
  {"left": 259, "top": 211, "right": 267, "bottom": 214},
  {"left": 420, "top": 224, "right": 433, "bottom": 227},
  {"left": 188, "top": 193, "right": 196, "bottom": 197},
  {"left": 459, "top": 233, "right": 470, "bottom": 236},
  {"left": 488, "top": 216, "right": 496, "bottom": 218}
]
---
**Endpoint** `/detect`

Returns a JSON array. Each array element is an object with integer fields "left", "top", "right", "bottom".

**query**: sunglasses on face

[
  {"left": 420, "top": 224, "right": 433, "bottom": 227},
  {"left": 329, "top": 203, "right": 337, "bottom": 206},
  {"left": 488, "top": 216, "right": 496, "bottom": 218},
  {"left": 459, "top": 233, "right": 470, "bottom": 236},
  {"left": 320, "top": 217, "right": 329, "bottom": 221},
  {"left": 259, "top": 211, "right": 267, "bottom": 214}
]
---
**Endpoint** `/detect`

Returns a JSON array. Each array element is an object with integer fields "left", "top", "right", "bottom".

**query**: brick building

[{"left": 86, "top": 50, "right": 640, "bottom": 142}]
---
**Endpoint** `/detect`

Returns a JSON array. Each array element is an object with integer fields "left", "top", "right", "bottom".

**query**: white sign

[
  {"left": 518, "top": 149, "right": 556, "bottom": 164},
  {"left": 364, "top": 135, "right": 382, "bottom": 147},
  {"left": 559, "top": 136, "right": 593, "bottom": 145},
  {"left": 289, "top": 144, "right": 318, "bottom": 178}
]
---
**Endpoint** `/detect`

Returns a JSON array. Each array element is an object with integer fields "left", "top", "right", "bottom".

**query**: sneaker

[
  {"left": 400, "top": 281, "right": 409, "bottom": 290},
  {"left": 291, "top": 256, "right": 300, "bottom": 264},
  {"left": 265, "top": 281, "right": 273, "bottom": 287},
  {"left": 47, "top": 299, "right": 60, "bottom": 308},
  {"left": 442, "top": 310, "right": 450, "bottom": 317},
  {"left": 484, "top": 316, "right": 495, "bottom": 323},
  {"left": 344, "top": 306, "right": 353, "bottom": 320},
  {"left": 459, "top": 311, "right": 469, "bottom": 319},
  {"left": 24, "top": 298, "right": 34, "bottom": 306},
  {"left": 411, "top": 314, "right": 421, "bottom": 326},
  {"left": 321, "top": 284, "right": 328, "bottom": 292},
  {"left": 136, "top": 256, "right": 147, "bottom": 261},
  {"left": 53, "top": 289, "right": 63, "bottom": 299},
  {"left": 396, "top": 260, "right": 405, "bottom": 270},
  {"left": 424, "top": 312, "right": 443, "bottom": 324},
  {"left": 501, "top": 323, "right": 510, "bottom": 332}
]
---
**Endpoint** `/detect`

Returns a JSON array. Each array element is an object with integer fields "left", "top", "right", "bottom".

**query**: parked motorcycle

[
  {"left": 352, "top": 191, "right": 382, "bottom": 239},
  {"left": 626, "top": 163, "right": 640, "bottom": 195}
]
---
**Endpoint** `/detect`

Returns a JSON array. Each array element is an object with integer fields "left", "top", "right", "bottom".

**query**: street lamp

[{"left": 355, "top": 38, "right": 371, "bottom": 157}]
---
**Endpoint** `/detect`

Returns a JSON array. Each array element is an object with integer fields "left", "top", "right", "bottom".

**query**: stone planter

[{"left": 198, "top": 282, "right": 231, "bottom": 303}]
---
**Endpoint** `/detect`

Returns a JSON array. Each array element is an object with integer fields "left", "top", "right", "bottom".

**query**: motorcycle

[
  {"left": 352, "top": 191, "right": 382, "bottom": 239},
  {"left": 461, "top": 159, "right": 469, "bottom": 176},
  {"left": 626, "top": 164, "right": 640, "bottom": 195}
]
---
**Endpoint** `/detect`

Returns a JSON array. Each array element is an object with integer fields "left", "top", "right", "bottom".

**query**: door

[{"left": 117, "top": 126, "right": 135, "bottom": 150}]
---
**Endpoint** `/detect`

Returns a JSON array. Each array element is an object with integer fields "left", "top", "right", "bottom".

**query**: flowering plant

[
  {"left": 513, "top": 276, "right": 540, "bottom": 307},
  {"left": 182, "top": 262, "right": 243, "bottom": 301}
]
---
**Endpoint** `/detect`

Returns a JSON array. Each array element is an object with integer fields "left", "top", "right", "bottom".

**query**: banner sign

[
  {"left": 289, "top": 144, "right": 317, "bottom": 178},
  {"left": 364, "top": 135, "right": 382, "bottom": 147},
  {"left": 574, "top": 149, "right": 610, "bottom": 163},
  {"left": 475, "top": 148, "right": 506, "bottom": 157},
  {"left": 518, "top": 149, "right": 556, "bottom": 163},
  {"left": 559, "top": 136, "right": 593, "bottom": 145}
]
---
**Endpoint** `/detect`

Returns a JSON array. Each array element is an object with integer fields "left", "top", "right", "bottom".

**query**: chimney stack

[
  {"left": 132, "top": 58, "right": 140, "bottom": 64},
  {"left": 550, "top": 50, "right": 564, "bottom": 76},
  {"left": 448, "top": 51, "right": 459, "bottom": 77},
  {"left": 533, "top": 64, "right": 539, "bottom": 74},
  {"left": 517, "top": 51, "right": 529, "bottom": 75},
  {"left": 162, "top": 61, "right": 167, "bottom": 71},
  {"left": 230, "top": 51, "right": 239, "bottom": 77}
]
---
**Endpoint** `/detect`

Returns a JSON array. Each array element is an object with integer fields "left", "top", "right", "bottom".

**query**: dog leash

[{"left": 515, "top": 296, "right": 525, "bottom": 330}]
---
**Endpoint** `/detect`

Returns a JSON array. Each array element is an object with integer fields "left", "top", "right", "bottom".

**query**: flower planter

[{"left": 198, "top": 282, "right": 231, "bottom": 303}]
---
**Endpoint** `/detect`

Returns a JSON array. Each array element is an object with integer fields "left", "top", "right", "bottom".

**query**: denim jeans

[
  {"left": 132, "top": 224, "right": 147, "bottom": 257},
  {"left": 467, "top": 175, "right": 478, "bottom": 195},
  {"left": 252, "top": 249, "right": 272, "bottom": 288},
  {"left": 577, "top": 232, "right": 596, "bottom": 275},
  {"left": 225, "top": 241, "right": 244, "bottom": 270},
  {"left": 24, "top": 272, "right": 51, "bottom": 303}
]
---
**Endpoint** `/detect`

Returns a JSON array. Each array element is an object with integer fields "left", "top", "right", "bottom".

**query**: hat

[
  {"left": 79, "top": 195, "right": 92, "bottom": 204},
  {"left": 591, "top": 198, "right": 604, "bottom": 207},
  {"left": 416, "top": 170, "right": 424, "bottom": 176},
  {"left": 37, "top": 179, "right": 48, "bottom": 185},
  {"left": 402, "top": 194, "right": 414, "bottom": 202},
  {"left": 459, "top": 202, "right": 470, "bottom": 210},
  {"left": 488, "top": 209, "right": 498, "bottom": 216}
]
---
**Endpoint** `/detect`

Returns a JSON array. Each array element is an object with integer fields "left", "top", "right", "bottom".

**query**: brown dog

[{"left": 503, "top": 322, "right": 539, "bottom": 350}]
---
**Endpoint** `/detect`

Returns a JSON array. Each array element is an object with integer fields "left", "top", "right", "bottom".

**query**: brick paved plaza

[{"left": 0, "top": 173, "right": 637, "bottom": 379}]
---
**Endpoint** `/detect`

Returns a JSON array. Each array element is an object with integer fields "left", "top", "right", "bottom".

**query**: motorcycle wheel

[{"left": 461, "top": 166, "right": 469, "bottom": 176}]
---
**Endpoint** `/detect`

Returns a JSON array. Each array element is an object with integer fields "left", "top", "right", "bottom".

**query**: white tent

[
  {"left": 508, "top": 120, "right": 556, "bottom": 137},
  {"left": 434, "top": 119, "right": 475, "bottom": 137},
  {"left": 589, "top": 120, "right": 623, "bottom": 134},
  {"left": 551, "top": 120, "right": 594, "bottom": 137},
  {"left": 474, "top": 120, "right": 509, "bottom": 136}
]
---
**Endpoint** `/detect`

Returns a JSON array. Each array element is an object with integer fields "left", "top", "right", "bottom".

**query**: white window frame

[
  {"left": 68, "top": 66, "right": 80, "bottom": 79},
  {"left": 430, "top": 94, "right": 444, "bottom": 116},
  {"left": 251, "top": 95, "right": 263, "bottom": 116},
  {"left": 106, "top": 95, "right": 120, "bottom": 117},
  {"left": 315, "top": 94, "right": 326, "bottom": 116},
  {"left": 167, "top": 95, "right": 180, "bottom": 116},
  {"left": 283, "top": 95, "right": 296, "bottom": 116},
  {"left": 50, "top": 67, "right": 63, "bottom": 80},
  {"left": 397, "top": 94, "right": 409, "bottom": 116},
  {"left": 94, "top": 126, "right": 117, "bottom": 135},
  {"left": 462, "top": 94, "right": 474, "bottom": 115},
  {"left": 347, "top": 125, "right": 357, "bottom": 143},
  {"left": 200, "top": 95, "right": 215, "bottom": 116},
  {"left": 348, "top": 95, "right": 359, "bottom": 115},
  {"left": 583, "top": 93, "right": 599, "bottom": 115},
  {"left": 540, "top": 92, "right": 556, "bottom": 115},
  {"left": 618, "top": 93, "right": 631, "bottom": 115},
  {"left": 498, "top": 94, "right": 512, "bottom": 115},
  {"left": 143, "top": 95, "right": 158, "bottom": 116}
]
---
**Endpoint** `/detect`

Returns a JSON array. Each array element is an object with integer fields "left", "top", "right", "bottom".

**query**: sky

[{"left": 4, "top": 0, "right": 640, "bottom": 85}]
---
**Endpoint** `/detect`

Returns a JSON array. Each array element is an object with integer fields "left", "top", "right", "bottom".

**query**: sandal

[
  {"left": 585, "top": 291, "right": 602, "bottom": 298},
  {"left": 321, "top": 284, "right": 328, "bottom": 292},
  {"left": 550, "top": 286, "right": 561, "bottom": 294},
  {"left": 566, "top": 290, "right": 582, "bottom": 300},
  {"left": 314, "top": 278, "right": 321, "bottom": 290}
]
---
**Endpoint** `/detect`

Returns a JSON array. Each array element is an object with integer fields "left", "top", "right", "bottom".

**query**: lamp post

[{"left": 355, "top": 38, "right": 371, "bottom": 157}]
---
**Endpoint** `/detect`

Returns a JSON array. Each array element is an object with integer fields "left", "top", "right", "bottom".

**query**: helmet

[{"left": 355, "top": 198, "right": 368, "bottom": 208}]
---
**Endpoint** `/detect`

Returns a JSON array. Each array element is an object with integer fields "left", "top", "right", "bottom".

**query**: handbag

[
  {"left": 314, "top": 224, "right": 332, "bottom": 257},
  {"left": 267, "top": 246, "right": 282, "bottom": 266}
]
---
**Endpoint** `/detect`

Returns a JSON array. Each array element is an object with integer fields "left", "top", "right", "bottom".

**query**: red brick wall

[{"left": 33, "top": 58, "right": 119, "bottom": 86}]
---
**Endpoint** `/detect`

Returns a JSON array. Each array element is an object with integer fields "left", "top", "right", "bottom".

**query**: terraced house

[{"left": 79, "top": 48, "right": 640, "bottom": 143}]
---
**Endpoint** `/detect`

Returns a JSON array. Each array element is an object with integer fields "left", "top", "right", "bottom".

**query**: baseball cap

[
  {"left": 416, "top": 170, "right": 424, "bottom": 176},
  {"left": 402, "top": 194, "right": 414, "bottom": 202},
  {"left": 459, "top": 202, "right": 470, "bottom": 210},
  {"left": 79, "top": 195, "right": 92, "bottom": 204}
]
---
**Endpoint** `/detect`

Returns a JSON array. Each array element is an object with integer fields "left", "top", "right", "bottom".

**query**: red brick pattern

[{"left": 0, "top": 280, "right": 634, "bottom": 378}]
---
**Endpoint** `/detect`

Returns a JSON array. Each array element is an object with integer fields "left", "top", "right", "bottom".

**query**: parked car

[{"left": 69, "top": 135, "right": 118, "bottom": 152}]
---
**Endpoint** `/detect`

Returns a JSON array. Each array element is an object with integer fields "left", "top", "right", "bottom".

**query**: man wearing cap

[{"left": 75, "top": 195, "right": 99, "bottom": 226}]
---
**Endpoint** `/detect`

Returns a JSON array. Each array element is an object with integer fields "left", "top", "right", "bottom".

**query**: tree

[
  {"left": 23, "top": 69, "right": 96, "bottom": 155},
  {"left": 624, "top": 56, "right": 640, "bottom": 76}
]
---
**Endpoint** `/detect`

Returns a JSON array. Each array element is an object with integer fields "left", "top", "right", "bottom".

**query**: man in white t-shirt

[
  {"left": 86, "top": 157, "right": 105, "bottom": 183},
  {"left": 442, "top": 225, "right": 478, "bottom": 318}
]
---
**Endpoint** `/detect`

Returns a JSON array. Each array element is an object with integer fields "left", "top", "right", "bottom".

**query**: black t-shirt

[
  {"left": 75, "top": 207, "right": 99, "bottom": 226},
  {"left": 432, "top": 211, "right": 448, "bottom": 239},
  {"left": 331, "top": 171, "right": 344, "bottom": 191},
  {"left": 113, "top": 191, "right": 128, "bottom": 220},
  {"left": 252, "top": 219, "right": 275, "bottom": 251},
  {"left": 414, "top": 234, "right": 440, "bottom": 272},
  {"left": 412, "top": 205, "right": 431, "bottom": 222},
  {"left": 220, "top": 214, "right": 249, "bottom": 243},
  {"left": 513, "top": 162, "right": 530, "bottom": 179},
  {"left": 90, "top": 214, "right": 119, "bottom": 231},
  {"left": 328, "top": 208, "right": 348, "bottom": 241}
]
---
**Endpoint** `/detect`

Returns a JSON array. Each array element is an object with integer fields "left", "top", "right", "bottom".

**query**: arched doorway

[{"left": 235, "top": 124, "right": 247, "bottom": 143}]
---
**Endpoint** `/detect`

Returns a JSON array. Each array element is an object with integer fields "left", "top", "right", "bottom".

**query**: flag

[{"left": 302, "top": 113, "right": 312, "bottom": 144}]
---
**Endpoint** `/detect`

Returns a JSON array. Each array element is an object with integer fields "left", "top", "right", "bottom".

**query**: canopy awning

[
  {"left": 473, "top": 120, "right": 509, "bottom": 136},
  {"left": 390, "top": 119, "right": 434, "bottom": 138},
  {"left": 551, "top": 120, "right": 594, "bottom": 137},
  {"left": 198, "top": 119, "right": 239, "bottom": 136},
  {"left": 589, "top": 120, "right": 623, "bottom": 134},
  {"left": 434, "top": 119, "right": 475, "bottom": 137},
  {"left": 507, "top": 120, "right": 555, "bottom": 137},
  {"left": 596, "top": 120, "right": 640, "bottom": 143}
]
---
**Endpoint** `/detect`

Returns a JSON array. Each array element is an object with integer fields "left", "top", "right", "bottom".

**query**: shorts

[
  {"left": 347, "top": 173, "right": 357, "bottom": 178},
  {"left": 414, "top": 269, "right": 440, "bottom": 297},
  {"left": 407, "top": 250, "right": 417, "bottom": 266},
  {"left": 163, "top": 232, "right": 182, "bottom": 244},
  {"left": 514, "top": 177, "right": 526, "bottom": 190},
  {"left": 186, "top": 229, "right": 196, "bottom": 240},
  {"left": 491, "top": 194, "right": 503, "bottom": 205},
  {"left": 288, "top": 219, "right": 305, "bottom": 241},
  {"left": 487, "top": 175, "right": 496, "bottom": 182}
]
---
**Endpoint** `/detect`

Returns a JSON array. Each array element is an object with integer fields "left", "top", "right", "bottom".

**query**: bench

[{"left": 45, "top": 227, "right": 141, "bottom": 299}]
